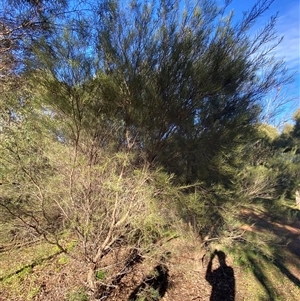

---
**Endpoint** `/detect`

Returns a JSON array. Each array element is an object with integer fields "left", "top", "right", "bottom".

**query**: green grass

[
  {"left": 0, "top": 241, "right": 58, "bottom": 280},
  {"left": 66, "top": 287, "right": 88, "bottom": 301},
  {"left": 226, "top": 198, "right": 300, "bottom": 301}
]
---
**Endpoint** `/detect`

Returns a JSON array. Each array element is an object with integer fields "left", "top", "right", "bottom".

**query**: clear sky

[{"left": 226, "top": 0, "right": 300, "bottom": 126}]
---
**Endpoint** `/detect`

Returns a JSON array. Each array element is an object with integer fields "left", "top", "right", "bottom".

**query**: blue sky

[{"left": 226, "top": 0, "right": 300, "bottom": 126}]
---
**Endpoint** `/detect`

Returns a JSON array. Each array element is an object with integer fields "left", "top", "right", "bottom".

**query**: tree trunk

[{"left": 87, "top": 263, "right": 96, "bottom": 291}]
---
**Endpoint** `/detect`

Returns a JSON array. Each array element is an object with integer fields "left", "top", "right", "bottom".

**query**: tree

[
  {"left": 92, "top": 0, "right": 292, "bottom": 185},
  {"left": 23, "top": 0, "right": 292, "bottom": 186},
  {"left": 269, "top": 109, "right": 300, "bottom": 201}
]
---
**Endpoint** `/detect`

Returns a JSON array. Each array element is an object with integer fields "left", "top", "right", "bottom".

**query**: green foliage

[
  {"left": 236, "top": 165, "right": 276, "bottom": 201},
  {"left": 258, "top": 124, "right": 280, "bottom": 141},
  {"left": 95, "top": 270, "right": 108, "bottom": 280},
  {"left": 58, "top": 255, "right": 69, "bottom": 265},
  {"left": 268, "top": 112, "right": 300, "bottom": 199},
  {"left": 27, "top": 286, "right": 41, "bottom": 300},
  {"left": 135, "top": 286, "right": 161, "bottom": 301},
  {"left": 66, "top": 288, "right": 88, "bottom": 301},
  {"left": 66, "top": 240, "right": 77, "bottom": 251},
  {"left": 282, "top": 123, "right": 294, "bottom": 136}
]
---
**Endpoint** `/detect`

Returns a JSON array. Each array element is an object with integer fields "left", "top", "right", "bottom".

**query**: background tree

[{"left": 270, "top": 109, "right": 300, "bottom": 201}]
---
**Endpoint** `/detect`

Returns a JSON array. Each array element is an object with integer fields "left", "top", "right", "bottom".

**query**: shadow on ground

[
  {"left": 205, "top": 250, "right": 235, "bottom": 301},
  {"left": 128, "top": 263, "right": 169, "bottom": 301}
]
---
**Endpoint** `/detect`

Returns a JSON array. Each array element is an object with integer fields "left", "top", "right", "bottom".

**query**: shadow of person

[{"left": 205, "top": 250, "right": 235, "bottom": 301}]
